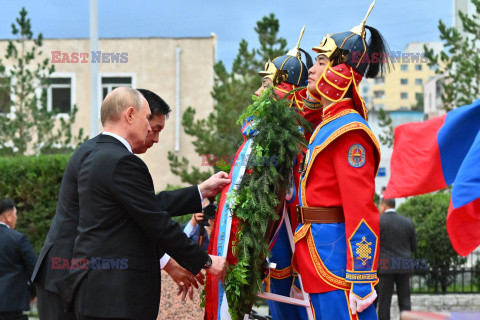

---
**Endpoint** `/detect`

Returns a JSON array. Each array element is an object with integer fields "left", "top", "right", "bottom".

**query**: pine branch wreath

[{"left": 225, "top": 87, "right": 308, "bottom": 320}]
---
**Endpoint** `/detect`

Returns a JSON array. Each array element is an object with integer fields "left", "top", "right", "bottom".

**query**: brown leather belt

[{"left": 297, "top": 205, "right": 345, "bottom": 224}]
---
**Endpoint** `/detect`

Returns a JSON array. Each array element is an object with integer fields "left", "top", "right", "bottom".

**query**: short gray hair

[{"left": 100, "top": 87, "right": 143, "bottom": 126}]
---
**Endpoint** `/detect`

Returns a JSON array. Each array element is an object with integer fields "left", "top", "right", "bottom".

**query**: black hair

[
  {"left": 364, "top": 25, "right": 391, "bottom": 79},
  {"left": 0, "top": 198, "right": 16, "bottom": 215},
  {"left": 381, "top": 197, "right": 396, "bottom": 209},
  {"left": 137, "top": 89, "right": 172, "bottom": 119}
]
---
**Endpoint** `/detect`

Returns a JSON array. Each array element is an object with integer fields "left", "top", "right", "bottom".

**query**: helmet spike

[
  {"left": 287, "top": 26, "right": 306, "bottom": 59},
  {"left": 351, "top": 0, "right": 375, "bottom": 37}
]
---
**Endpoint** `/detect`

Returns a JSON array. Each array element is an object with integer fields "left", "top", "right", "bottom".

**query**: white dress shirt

[
  {"left": 0, "top": 222, "right": 10, "bottom": 229},
  {"left": 102, "top": 131, "right": 133, "bottom": 153}
]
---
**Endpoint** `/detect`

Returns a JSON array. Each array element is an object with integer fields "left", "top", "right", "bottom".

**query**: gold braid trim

[
  {"left": 270, "top": 266, "right": 294, "bottom": 279},
  {"left": 306, "top": 229, "right": 351, "bottom": 291}
]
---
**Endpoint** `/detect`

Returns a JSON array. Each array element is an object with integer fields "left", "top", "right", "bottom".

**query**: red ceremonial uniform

[
  {"left": 291, "top": 4, "right": 389, "bottom": 318},
  {"left": 293, "top": 98, "right": 381, "bottom": 297}
]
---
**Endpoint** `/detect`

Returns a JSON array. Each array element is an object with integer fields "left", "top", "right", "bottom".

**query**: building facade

[
  {"left": 0, "top": 36, "right": 217, "bottom": 191},
  {"left": 360, "top": 42, "right": 443, "bottom": 111},
  {"left": 423, "top": 74, "right": 446, "bottom": 119}
]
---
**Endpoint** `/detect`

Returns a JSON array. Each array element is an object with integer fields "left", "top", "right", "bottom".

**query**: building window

[
  {"left": 374, "top": 90, "right": 385, "bottom": 99},
  {"left": 429, "top": 64, "right": 438, "bottom": 71},
  {"left": 374, "top": 77, "right": 385, "bottom": 84},
  {"left": 415, "top": 64, "right": 423, "bottom": 71},
  {"left": 401, "top": 92, "right": 408, "bottom": 99},
  {"left": 363, "top": 87, "right": 369, "bottom": 94},
  {"left": 415, "top": 78, "right": 423, "bottom": 85},
  {"left": 0, "top": 77, "right": 11, "bottom": 113},
  {"left": 48, "top": 77, "right": 73, "bottom": 114},
  {"left": 101, "top": 76, "right": 133, "bottom": 100},
  {"left": 401, "top": 64, "right": 408, "bottom": 71},
  {"left": 400, "top": 106, "right": 408, "bottom": 110},
  {"left": 401, "top": 78, "right": 408, "bottom": 85}
]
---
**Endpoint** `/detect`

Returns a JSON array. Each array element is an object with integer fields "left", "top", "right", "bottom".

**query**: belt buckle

[{"left": 296, "top": 205, "right": 303, "bottom": 224}]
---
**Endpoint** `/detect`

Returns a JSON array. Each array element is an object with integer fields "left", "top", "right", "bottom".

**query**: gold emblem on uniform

[{"left": 355, "top": 236, "right": 372, "bottom": 266}]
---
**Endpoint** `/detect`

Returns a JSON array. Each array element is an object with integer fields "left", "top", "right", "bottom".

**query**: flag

[{"left": 384, "top": 98, "right": 480, "bottom": 256}]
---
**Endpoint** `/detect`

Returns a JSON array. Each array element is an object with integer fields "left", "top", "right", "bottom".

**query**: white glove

[{"left": 349, "top": 288, "right": 377, "bottom": 315}]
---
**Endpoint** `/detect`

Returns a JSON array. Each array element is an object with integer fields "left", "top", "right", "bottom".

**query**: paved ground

[{"left": 27, "top": 279, "right": 270, "bottom": 320}]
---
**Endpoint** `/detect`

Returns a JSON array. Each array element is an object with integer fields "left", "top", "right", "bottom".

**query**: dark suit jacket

[
  {"left": 32, "top": 135, "right": 202, "bottom": 294},
  {"left": 56, "top": 134, "right": 208, "bottom": 319},
  {"left": 379, "top": 210, "right": 417, "bottom": 274},
  {"left": 0, "top": 224, "right": 37, "bottom": 312}
]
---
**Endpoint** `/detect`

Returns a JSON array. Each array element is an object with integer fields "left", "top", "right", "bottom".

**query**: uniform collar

[
  {"left": 323, "top": 98, "right": 353, "bottom": 119},
  {"left": 385, "top": 208, "right": 396, "bottom": 214}
]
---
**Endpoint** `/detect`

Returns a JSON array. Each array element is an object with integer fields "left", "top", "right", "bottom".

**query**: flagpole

[{"left": 90, "top": 0, "right": 99, "bottom": 136}]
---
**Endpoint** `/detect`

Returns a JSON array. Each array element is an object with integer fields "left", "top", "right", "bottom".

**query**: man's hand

[
  {"left": 177, "top": 284, "right": 194, "bottom": 301},
  {"left": 163, "top": 258, "right": 204, "bottom": 289},
  {"left": 349, "top": 288, "right": 377, "bottom": 315},
  {"left": 205, "top": 255, "right": 229, "bottom": 282},
  {"left": 199, "top": 172, "right": 230, "bottom": 198},
  {"left": 190, "top": 212, "right": 204, "bottom": 227}
]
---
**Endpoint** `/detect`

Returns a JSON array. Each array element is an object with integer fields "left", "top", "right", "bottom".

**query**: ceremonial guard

[
  {"left": 256, "top": 28, "right": 313, "bottom": 320},
  {"left": 206, "top": 29, "right": 314, "bottom": 320},
  {"left": 293, "top": 2, "right": 389, "bottom": 319}
]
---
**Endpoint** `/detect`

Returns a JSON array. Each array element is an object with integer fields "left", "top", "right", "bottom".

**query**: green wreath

[{"left": 225, "top": 87, "right": 309, "bottom": 320}]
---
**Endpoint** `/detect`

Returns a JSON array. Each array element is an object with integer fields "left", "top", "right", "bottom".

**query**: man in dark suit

[
  {"left": 32, "top": 89, "right": 229, "bottom": 320},
  {"left": 0, "top": 199, "right": 37, "bottom": 320},
  {"left": 377, "top": 198, "right": 417, "bottom": 320},
  {"left": 56, "top": 87, "right": 228, "bottom": 320}
]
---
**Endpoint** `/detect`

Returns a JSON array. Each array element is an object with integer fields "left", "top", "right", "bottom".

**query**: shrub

[
  {"left": 0, "top": 154, "right": 70, "bottom": 254},
  {"left": 398, "top": 192, "right": 467, "bottom": 293}
]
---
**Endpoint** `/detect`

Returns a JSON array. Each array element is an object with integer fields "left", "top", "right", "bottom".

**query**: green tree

[
  {"left": 412, "top": 92, "right": 424, "bottom": 111},
  {"left": 398, "top": 192, "right": 467, "bottom": 293},
  {"left": 168, "top": 14, "right": 287, "bottom": 184},
  {"left": 377, "top": 108, "right": 393, "bottom": 148},
  {"left": 0, "top": 7, "right": 84, "bottom": 156},
  {"left": 424, "top": 0, "right": 480, "bottom": 110},
  {"left": 378, "top": 2, "right": 480, "bottom": 147}
]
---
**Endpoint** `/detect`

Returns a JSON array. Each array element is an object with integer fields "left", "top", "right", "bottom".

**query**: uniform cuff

[
  {"left": 350, "top": 283, "right": 374, "bottom": 299},
  {"left": 345, "top": 270, "right": 377, "bottom": 283}
]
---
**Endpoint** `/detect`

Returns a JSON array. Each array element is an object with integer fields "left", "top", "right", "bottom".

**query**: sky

[{"left": 0, "top": 0, "right": 452, "bottom": 69}]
